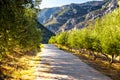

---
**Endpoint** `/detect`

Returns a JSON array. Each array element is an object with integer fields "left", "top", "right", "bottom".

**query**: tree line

[{"left": 49, "top": 8, "right": 120, "bottom": 64}]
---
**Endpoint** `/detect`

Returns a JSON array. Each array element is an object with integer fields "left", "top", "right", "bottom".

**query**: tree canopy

[{"left": 0, "top": 0, "right": 42, "bottom": 58}]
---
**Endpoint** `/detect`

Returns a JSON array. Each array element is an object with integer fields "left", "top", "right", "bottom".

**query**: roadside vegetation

[
  {"left": 0, "top": 0, "right": 42, "bottom": 79},
  {"left": 49, "top": 5, "right": 120, "bottom": 80}
]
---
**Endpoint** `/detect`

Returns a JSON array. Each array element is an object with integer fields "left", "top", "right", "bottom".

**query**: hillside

[
  {"left": 37, "top": 23, "right": 55, "bottom": 43},
  {"left": 37, "top": 0, "right": 118, "bottom": 33}
]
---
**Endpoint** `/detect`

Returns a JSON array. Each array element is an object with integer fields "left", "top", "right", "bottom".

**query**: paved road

[{"left": 35, "top": 44, "right": 112, "bottom": 80}]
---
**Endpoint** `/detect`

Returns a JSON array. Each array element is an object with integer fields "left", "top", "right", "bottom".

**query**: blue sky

[{"left": 40, "top": 0, "right": 102, "bottom": 9}]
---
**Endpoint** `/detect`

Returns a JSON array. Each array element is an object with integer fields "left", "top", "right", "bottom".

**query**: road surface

[{"left": 35, "top": 44, "right": 112, "bottom": 80}]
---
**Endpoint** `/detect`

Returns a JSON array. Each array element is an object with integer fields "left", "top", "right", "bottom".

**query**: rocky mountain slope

[{"left": 37, "top": 0, "right": 118, "bottom": 33}]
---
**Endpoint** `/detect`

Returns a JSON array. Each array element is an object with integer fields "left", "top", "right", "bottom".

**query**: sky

[{"left": 40, "top": 0, "right": 102, "bottom": 9}]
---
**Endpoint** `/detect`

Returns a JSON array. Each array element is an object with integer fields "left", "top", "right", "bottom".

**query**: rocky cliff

[{"left": 37, "top": 0, "right": 118, "bottom": 33}]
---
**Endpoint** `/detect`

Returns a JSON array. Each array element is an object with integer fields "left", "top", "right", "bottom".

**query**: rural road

[{"left": 35, "top": 44, "right": 112, "bottom": 80}]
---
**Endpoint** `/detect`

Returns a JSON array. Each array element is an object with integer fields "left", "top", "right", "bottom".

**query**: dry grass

[
  {"left": 74, "top": 53, "right": 120, "bottom": 80},
  {"left": 0, "top": 44, "right": 44, "bottom": 80}
]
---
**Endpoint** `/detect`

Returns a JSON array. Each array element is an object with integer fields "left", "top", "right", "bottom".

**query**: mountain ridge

[{"left": 37, "top": 0, "right": 118, "bottom": 33}]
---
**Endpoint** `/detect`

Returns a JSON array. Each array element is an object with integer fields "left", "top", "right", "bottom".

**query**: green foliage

[
  {"left": 0, "top": 0, "right": 43, "bottom": 79},
  {"left": 49, "top": 36, "right": 57, "bottom": 44},
  {"left": 49, "top": 8, "right": 120, "bottom": 63},
  {"left": 56, "top": 32, "right": 68, "bottom": 45},
  {"left": 0, "top": 0, "right": 42, "bottom": 56},
  {"left": 67, "top": 30, "right": 82, "bottom": 49}
]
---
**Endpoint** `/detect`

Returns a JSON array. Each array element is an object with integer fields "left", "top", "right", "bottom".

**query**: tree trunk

[
  {"left": 93, "top": 51, "right": 97, "bottom": 60},
  {"left": 110, "top": 54, "right": 115, "bottom": 64}
]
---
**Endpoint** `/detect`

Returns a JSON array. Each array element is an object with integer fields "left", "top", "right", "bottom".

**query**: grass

[
  {"left": 56, "top": 44, "right": 120, "bottom": 80},
  {"left": 0, "top": 44, "right": 44, "bottom": 80},
  {"left": 13, "top": 54, "right": 41, "bottom": 80}
]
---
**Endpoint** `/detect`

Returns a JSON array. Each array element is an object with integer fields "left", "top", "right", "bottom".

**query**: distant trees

[
  {"left": 0, "top": 0, "right": 42, "bottom": 59},
  {"left": 49, "top": 8, "right": 120, "bottom": 63}
]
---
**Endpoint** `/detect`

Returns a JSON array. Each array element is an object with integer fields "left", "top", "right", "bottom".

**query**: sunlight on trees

[
  {"left": 0, "top": 0, "right": 42, "bottom": 79},
  {"left": 49, "top": 8, "right": 120, "bottom": 64},
  {"left": 0, "top": 0, "right": 42, "bottom": 57}
]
